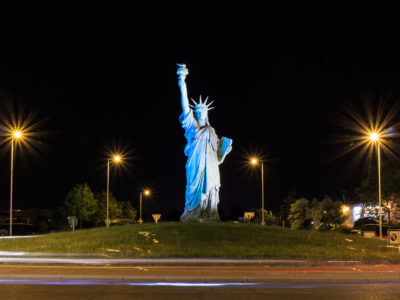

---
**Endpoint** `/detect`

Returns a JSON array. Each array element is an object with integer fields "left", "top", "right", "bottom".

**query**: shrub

[
  {"left": 252, "top": 209, "right": 278, "bottom": 225},
  {"left": 334, "top": 226, "right": 352, "bottom": 234}
]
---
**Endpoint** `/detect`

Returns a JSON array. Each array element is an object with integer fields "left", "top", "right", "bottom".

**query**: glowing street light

[
  {"left": 138, "top": 189, "right": 150, "bottom": 224},
  {"left": 250, "top": 157, "right": 265, "bottom": 226},
  {"left": 369, "top": 131, "right": 383, "bottom": 239},
  {"left": 9, "top": 130, "right": 23, "bottom": 236},
  {"left": 370, "top": 132, "right": 379, "bottom": 141},
  {"left": 106, "top": 154, "right": 122, "bottom": 227},
  {"left": 336, "top": 99, "right": 400, "bottom": 238}
]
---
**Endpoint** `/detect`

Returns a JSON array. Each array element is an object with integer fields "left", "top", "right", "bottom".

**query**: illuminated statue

[{"left": 177, "top": 64, "right": 232, "bottom": 222}]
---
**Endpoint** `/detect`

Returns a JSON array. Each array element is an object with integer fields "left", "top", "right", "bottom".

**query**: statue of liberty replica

[{"left": 177, "top": 64, "right": 232, "bottom": 222}]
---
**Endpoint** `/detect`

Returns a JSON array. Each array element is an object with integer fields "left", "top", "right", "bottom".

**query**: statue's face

[{"left": 195, "top": 108, "right": 208, "bottom": 126}]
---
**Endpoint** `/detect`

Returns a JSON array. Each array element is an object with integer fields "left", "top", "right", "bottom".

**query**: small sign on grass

[
  {"left": 152, "top": 214, "right": 161, "bottom": 223},
  {"left": 388, "top": 230, "right": 400, "bottom": 244}
]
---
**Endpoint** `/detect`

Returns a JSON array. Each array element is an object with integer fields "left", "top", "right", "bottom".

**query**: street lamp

[
  {"left": 106, "top": 154, "right": 122, "bottom": 227},
  {"left": 250, "top": 157, "right": 265, "bottom": 226},
  {"left": 9, "top": 130, "right": 22, "bottom": 236},
  {"left": 138, "top": 189, "right": 150, "bottom": 224},
  {"left": 369, "top": 132, "right": 383, "bottom": 239}
]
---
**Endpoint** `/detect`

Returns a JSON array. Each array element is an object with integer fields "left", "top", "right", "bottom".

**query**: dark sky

[{"left": 0, "top": 6, "right": 400, "bottom": 218}]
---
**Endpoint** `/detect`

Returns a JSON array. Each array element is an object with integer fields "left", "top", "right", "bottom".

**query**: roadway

[{"left": 1, "top": 262, "right": 400, "bottom": 299}]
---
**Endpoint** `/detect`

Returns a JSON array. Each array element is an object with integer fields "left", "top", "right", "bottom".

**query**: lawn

[{"left": 0, "top": 222, "right": 398, "bottom": 263}]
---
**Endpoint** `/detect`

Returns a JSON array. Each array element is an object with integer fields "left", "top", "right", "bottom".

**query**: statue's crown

[{"left": 190, "top": 95, "right": 214, "bottom": 111}]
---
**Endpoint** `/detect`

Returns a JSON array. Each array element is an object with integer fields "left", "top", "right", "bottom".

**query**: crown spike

[
  {"left": 206, "top": 100, "right": 214, "bottom": 108},
  {"left": 199, "top": 95, "right": 203, "bottom": 104},
  {"left": 191, "top": 98, "right": 198, "bottom": 106}
]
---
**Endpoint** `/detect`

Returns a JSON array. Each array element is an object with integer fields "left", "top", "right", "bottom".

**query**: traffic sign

[{"left": 388, "top": 230, "right": 400, "bottom": 244}]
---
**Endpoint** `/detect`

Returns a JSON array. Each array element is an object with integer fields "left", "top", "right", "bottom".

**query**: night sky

[{"left": 0, "top": 7, "right": 400, "bottom": 219}]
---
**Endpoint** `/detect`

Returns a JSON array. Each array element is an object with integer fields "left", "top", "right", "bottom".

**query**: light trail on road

[
  {"left": 1, "top": 278, "right": 400, "bottom": 290},
  {"left": 1, "top": 264, "right": 400, "bottom": 298},
  {"left": 0, "top": 279, "right": 260, "bottom": 287}
]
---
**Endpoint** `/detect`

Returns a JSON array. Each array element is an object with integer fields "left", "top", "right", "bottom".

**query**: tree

[
  {"left": 310, "top": 196, "right": 345, "bottom": 230},
  {"left": 310, "top": 198, "right": 324, "bottom": 230},
  {"left": 62, "top": 183, "right": 97, "bottom": 228},
  {"left": 288, "top": 198, "right": 311, "bottom": 229},
  {"left": 356, "top": 163, "right": 400, "bottom": 224},
  {"left": 96, "top": 191, "right": 123, "bottom": 220},
  {"left": 280, "top": 190, "right": 298, "bottom": 226},
  {"left": 121, "top": 201, "right": 137, "bottom": 220}
]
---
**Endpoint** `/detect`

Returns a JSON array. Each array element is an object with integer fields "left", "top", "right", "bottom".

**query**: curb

[{"left": 0, "top": 257, "right": 362, "bottom": 266}]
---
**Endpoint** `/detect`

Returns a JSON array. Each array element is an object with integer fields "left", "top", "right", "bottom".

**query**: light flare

[
  {"left": 96, "top": 140, "right": 137, "bottom": 179},
  {"left": 370, "top": 132, "right": 379, "bottom": 141},
  {"left": 331, "top": 94, "right": 400, "bottom": 168},
  {"left": 0, "top": 105, "right": 48, "bottom": 163},
  {"left": 112, "top": 154, "right": 122, "bottom": 163},
  {"left": 13, "top": 131, "right": 22, "bottom": 138},
  {"left": 251, "top": 158, "right": 258, "bottom": 165}
]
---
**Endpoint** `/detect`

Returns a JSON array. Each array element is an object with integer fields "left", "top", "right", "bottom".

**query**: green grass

[{"left": 0, "top": 222, "right": 399, "bottom": 263}]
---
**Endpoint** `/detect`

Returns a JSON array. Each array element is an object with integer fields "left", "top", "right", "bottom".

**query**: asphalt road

[{"left": 1, "top": 263, "right": 400, "bottom": 299}]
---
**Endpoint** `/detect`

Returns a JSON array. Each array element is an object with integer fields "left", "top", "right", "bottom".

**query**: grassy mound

[{"left": 0, "top": 222, "right": 398, "bottom": 262}]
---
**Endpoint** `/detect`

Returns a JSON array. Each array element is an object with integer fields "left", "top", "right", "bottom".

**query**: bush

[
  {"left": 334, "top": 226, "right": 352, "bottom": 234},
  {"left": 313, "top": 223, "right": 333, "bottom": 232},
  {"left": 252, "top": 209, "right": 278, "bottom": 225}
]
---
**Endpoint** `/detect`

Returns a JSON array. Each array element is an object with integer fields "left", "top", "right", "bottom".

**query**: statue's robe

[{"left": 179, "top": 110, "right": 222, "bottom": 221}]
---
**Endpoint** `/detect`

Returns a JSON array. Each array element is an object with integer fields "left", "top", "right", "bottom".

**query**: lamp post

[
  {"left": 370, "top": 132, "right": 382, "bottom": 239},
  {"left": 9, "top": 131, "right": 22, "bottom": 236},
  {"left": 106, "top": 154, "right": 121, "bottom": 227},
  {"left": 250, "top": 157, "right": 265, "bottom": 226},
  {"left": 138, "top": 189, "right": 150, "bottom": 224}
]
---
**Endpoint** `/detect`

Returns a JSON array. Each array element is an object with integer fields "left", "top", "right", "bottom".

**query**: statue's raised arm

[{"left": 177, "top": 63, "right": 190, "bottom": 115}]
